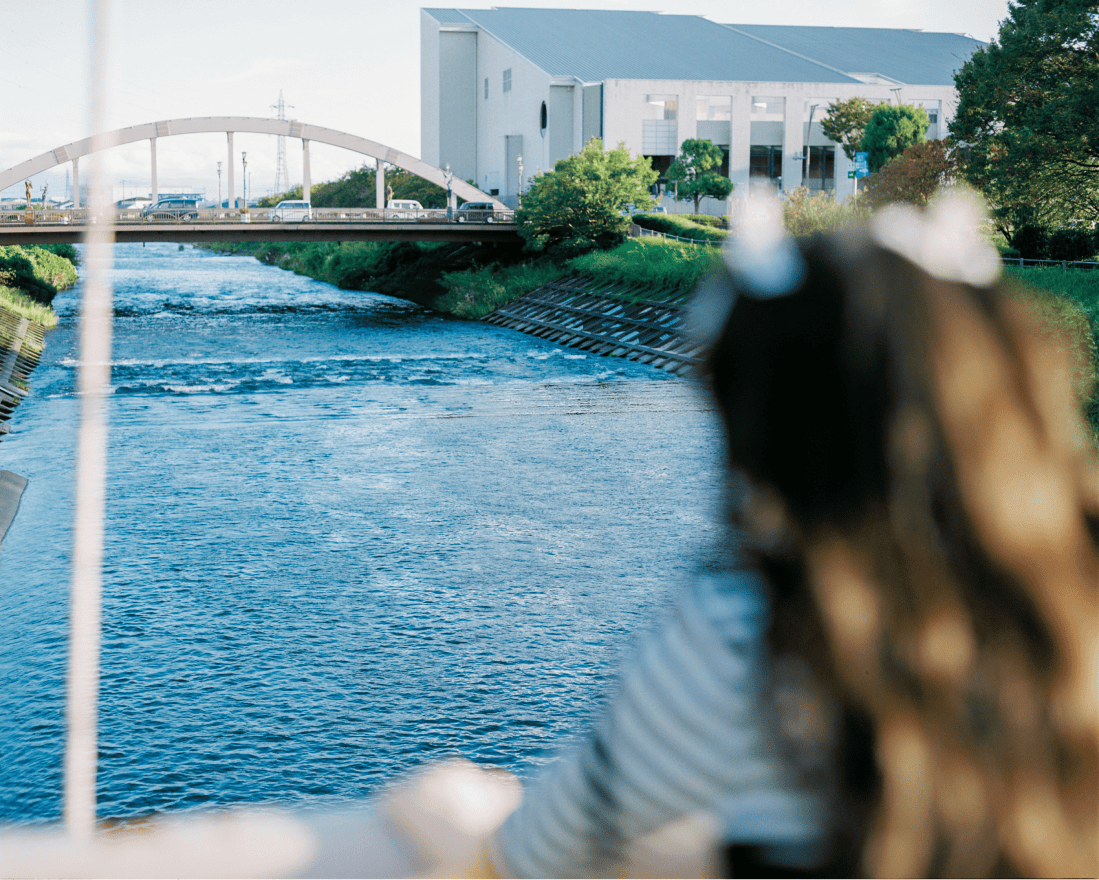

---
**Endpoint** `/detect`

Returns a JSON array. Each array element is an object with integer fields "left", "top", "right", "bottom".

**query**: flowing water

[{"left": 0, "top": 243, "right": 721, "bottom": 825}]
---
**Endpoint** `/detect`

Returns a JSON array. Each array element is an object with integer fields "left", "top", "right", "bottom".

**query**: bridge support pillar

[
  {"left": 302, "top": 139, "right": 311, "bottom": 204},
  {"left": 226, "top": 132, "right": 235, "bottom": 210},
  {"left": 150, "top": 138, "right": 158, "bottom": 202},
  {"left": 376, "top": 162, "right": 385, "bottom": 211},
  {"left": 72, "top": 157, "right": 80, "bottom": 209}
]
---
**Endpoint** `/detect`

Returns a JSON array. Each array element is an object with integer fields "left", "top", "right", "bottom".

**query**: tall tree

[
  {"left": 862, "top": 105, "right": 930, "bottom": 173},
  {"left": 819, "top": 97, "right": 888, "bottom": 161},
  {"left": 516, "top": 139, "right": 657, "bottom": 256},
  {"left": 950, "top": 0, "right": 1099, "bottom": 237},
  {"left": 665, "top": 138, "right": 733, "bottom": 214}
]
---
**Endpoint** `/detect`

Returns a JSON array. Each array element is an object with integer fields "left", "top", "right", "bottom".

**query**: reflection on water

[{"left": 0, "top": 243, "right": 720, "bottom": 825}]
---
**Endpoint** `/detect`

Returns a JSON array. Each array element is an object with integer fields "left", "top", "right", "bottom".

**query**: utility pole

[{"left": 270, "top": 90, "right": 294, "bottom": 196}]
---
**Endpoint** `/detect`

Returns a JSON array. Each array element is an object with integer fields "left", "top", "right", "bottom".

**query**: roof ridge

[{"left": 718, "top": 23, "right": 862, "bottom": 83}]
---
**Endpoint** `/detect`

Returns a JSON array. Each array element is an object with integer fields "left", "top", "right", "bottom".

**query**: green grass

[
  {"left": 435, "top": 260, "right": 565, "bottom": 319},
  {"left": 0, "top": 285, "right": 57, "bottom": 332},
  {"left": 1006, "top": 267, "right": 1099, "bottom": 443},
  {"left": 566, "top": 237, "right": 720, "bottom": 303}
]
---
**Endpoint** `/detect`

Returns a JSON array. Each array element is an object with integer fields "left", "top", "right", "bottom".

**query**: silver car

[{"left": 268, "top": 200, "right": 312, "bottom": 222}]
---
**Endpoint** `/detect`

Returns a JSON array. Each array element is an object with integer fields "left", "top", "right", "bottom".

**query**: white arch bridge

[{"left": 0, "top": 116, "right": 516, "bottom": 244}]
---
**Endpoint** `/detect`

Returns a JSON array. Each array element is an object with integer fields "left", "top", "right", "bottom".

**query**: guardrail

[
  {"left": 0, "top": 207, "right": 516, "bottom": 226},
  {"left": 1001, "top": 257, "right": 1099, "bottom": 271}
]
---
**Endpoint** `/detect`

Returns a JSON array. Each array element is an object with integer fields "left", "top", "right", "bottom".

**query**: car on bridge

[
  {"left": 454, "top": 202, "right": 497, "bottom": 223},
  {"left": 268, "top": 200, "right": 312, "bottom": 222},
  {"left": 140, "top": 197, "right": 201, "bottom": 221}
]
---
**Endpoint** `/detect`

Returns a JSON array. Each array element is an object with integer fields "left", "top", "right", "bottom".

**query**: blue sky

[{"left": 1, "top": 0, "right": 1011, "bottom": 200}]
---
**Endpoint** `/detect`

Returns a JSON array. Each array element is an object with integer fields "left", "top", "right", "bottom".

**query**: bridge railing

[{"left": 0, "top": 207, "right": 518, "bottom": 226}]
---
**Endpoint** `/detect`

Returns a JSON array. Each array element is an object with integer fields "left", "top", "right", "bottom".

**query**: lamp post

[
  {"left": 241, "top": 152, "right": 247, "bottom": 208},
  {"left": 444, "top": 163, "right": 453, "bottom": 220},
  {"left": 217, "top": 161, "right": 221, "bottom": 209},
  {"left": 517, "top": 155, "right": 523, "bottom": 207}
]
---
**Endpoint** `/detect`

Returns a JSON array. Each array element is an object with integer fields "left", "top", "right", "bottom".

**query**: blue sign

[{"left": 855, "top": 151, "right": 870, "bottom": 179}]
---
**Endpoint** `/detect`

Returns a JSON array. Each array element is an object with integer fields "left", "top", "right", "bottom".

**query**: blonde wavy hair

[{"left": 706, "top": 224, "right": 1098, "bottom": 877}]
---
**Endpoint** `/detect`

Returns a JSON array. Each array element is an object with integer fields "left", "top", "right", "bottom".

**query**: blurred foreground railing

[{"left": 0, "top": 758, "right": 717, "bottom": 879}]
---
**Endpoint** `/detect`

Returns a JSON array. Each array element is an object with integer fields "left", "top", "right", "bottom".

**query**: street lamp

[
  {"left": 217, "top": 161, "right": 222, "bottom": 209},
  {"left": 444, "top": 163, "right": 453, "bottom": 219},
  {"left": 517, "top": 155, "right": 523, "bottom": 207},
  {"left": 241, "top": 152, "right": 247, "bottom": 208}
]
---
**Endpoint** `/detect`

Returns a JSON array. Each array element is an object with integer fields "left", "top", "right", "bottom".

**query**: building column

[
  {"left": 376, "top": 161, "right": 385, "bottom": 210},
  {"left": 227, "top": 132, "right": 235, "bottom": 209},
  {"left": 72, "top": 157, "right": 80, "bottom": 208},
  {"left": 729, "top": 93, "right": 752, "bottom": 211},
  {"left": 781, "top": 97, "right": 803, "bottom": 193},
  {"left": 302, "top": 139, "right": 311, "bottom": 203},
  {"left": 150, "top": 138, "right": 158, "bottom": 202}
]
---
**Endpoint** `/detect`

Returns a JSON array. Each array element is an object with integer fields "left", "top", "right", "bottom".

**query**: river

[{"left": 0, "top": 242, "right": 721, "bottom": 826}]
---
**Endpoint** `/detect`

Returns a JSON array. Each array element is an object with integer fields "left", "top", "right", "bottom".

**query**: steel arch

[{"left": 0, "top": 116, "right": 503, "bottom": 209}]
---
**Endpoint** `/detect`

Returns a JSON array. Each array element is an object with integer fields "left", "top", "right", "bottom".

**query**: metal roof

[
  {"left": 724, "top": 24, "right": 985, "bottom": 86},
  {"left": 423, "top": 8, "right": 859, "bottom": 83}
]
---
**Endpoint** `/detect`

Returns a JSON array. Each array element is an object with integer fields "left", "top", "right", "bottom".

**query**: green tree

[
  {"left": 862, "top": 104, "right": 930, "bottom": 172},
  {"left": 665, "top": 138, "right": 733, "bottom": 214},
  {"left": 820, "top": 97, "right": 888, "bottom": 161},
  {"left": 258, "top": 166, "right": 449, "bottom": 209},
  {"left": 862, "top": 140, "right": 956, "bottom": 209},
  {"left": 516, "top": 139, "right": 658, "bottom": 256},
  {"left": 950, "top": 0, "right": 1099, "bottom": 239}
]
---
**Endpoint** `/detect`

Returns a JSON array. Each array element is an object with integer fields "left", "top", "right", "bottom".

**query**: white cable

[{"left": 64, "top": 0, "right": 116, "bottom": 843}]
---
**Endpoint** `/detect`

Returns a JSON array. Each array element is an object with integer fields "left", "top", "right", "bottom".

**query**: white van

[
  {"left": 386, "top": 199, "right": 423, "bottom": 219},
  {"left": 268, "top": 200, "right": 312, "bottom": 222}
]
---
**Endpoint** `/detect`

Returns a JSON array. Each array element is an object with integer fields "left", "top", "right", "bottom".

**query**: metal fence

[{"left": 0, "top": 207, "right": 516, "bottom": 226}]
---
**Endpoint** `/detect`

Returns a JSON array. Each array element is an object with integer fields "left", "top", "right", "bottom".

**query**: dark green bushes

[
  {"left": 1010, "top": 225, "right": 1097, "bottom": 261},
  {"left": 630, "top": 213, "right": 726, "bottom": 243}
]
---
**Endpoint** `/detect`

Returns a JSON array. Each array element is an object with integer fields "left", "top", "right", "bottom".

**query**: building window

[
  {"left": 503, "top": 68, "right": 512, "bottom": 93},
  {"left": 484, "top": 77, "right": 489, "bottom": 99},
  {"left": 806, "top": 145, "right": 835, "bottom": 192},
  {"left": 750, "top": 146, "right": 783, "bottom": 189},
  {"left": 642, "top": 120, "right": 677, "bottom": 155}
]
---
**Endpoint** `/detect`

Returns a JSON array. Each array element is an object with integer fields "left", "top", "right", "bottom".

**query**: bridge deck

[{"left": 0, "top": 221, "right": 520, "bottom": 245}]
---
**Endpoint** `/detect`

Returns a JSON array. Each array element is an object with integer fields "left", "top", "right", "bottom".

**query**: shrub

[
  {"left": 781, "top": 188, "right": 868, "bottom": 237},
  {"left": 1047, "top": 228, "right": 1097, "bottom": 262},
  {"left": 631, "top": 213, "right": 726, "bottom": 243},
  {"left": 0, "top": 245, "right": 77, "bottom": 306},
  {"left": 516, "top": 139, "right": 658, "bottom": 257}
]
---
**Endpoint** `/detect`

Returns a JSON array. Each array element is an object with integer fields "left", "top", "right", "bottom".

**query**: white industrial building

[{"left": 421, "top": 8, "right": 985, "bottom": 210}]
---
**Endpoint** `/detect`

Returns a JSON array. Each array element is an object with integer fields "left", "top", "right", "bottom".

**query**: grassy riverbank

[
  {"left": 0, "top": 244, "right": 77, "bottom": 330},
  {"left": 198, "top": 236, "right": 718, "bottom": 318}
]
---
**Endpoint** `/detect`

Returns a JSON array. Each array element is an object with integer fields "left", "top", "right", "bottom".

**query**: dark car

[
  {"left": 454, "top": 202, "right": 497, "bottom": 223},
  {"left": 140, "top": 198, "right": 201, "bottom": 221}
]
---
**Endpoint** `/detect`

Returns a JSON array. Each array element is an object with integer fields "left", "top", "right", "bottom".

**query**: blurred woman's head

[{"left": 702, "top": 194, "right": 1098, "bottom": 877}]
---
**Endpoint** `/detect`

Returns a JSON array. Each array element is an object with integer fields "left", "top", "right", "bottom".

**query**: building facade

[{"left": 422, "top": 8, "right": 984, "bottom": 211}]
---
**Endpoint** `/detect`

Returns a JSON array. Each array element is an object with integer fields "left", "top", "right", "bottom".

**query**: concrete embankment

[
  {"left": 0, "top": 309, "right": 45, "bottom": 545},
  {"left": 483, "top": 276, "right": 701, "bottom": 374}
]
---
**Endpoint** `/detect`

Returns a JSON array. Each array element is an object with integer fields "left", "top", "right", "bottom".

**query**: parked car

[
  {"left": 386, "top": 199, "right": 424, "bottom": 219},
  {"left": 268, "top": 200, "right": 312, "bottom": 222},
  {"left": 454, "top": 202, "right": 497, "bottom": 223},
  {"left": 140, "top": 198, "right": 201, "bottom": 221}
]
